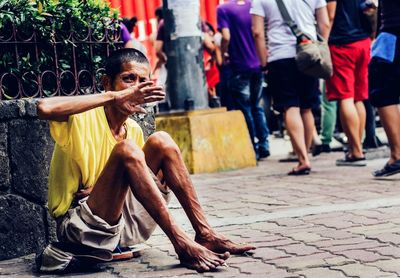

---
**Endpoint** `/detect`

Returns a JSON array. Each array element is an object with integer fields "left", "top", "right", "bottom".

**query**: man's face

[{"left": 110, "top": 61, "right": 151, "bottom": 91}]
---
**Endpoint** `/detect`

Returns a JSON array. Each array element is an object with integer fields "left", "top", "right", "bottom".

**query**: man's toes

[
  {"left": 213, "top": 257, "right": 226, "bottom": 266},
  {"left": 204, "top": 258, "right": 218, "bottom": 269},
  {"left": 217, "top": 251, "right": 230, "bottom": 259},
  {"left": 230, "top": 244, "right": 256, "bottom": 254},
  {"left": 198, "top": 261, "right": 210, "bottom": 272}
]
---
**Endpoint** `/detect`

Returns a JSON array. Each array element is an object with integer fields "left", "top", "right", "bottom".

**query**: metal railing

[{"left": 0, "top": 20, "right": 122, "bottom": 100}]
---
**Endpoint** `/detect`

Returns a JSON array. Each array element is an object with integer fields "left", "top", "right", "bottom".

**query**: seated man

[{"left": 38, "top": 48, "right": 254, "bottom": 272}]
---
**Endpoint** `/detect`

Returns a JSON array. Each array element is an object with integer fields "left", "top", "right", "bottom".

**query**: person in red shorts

[{"left": 326, "top": 0, "right": 376, "bottom": 166}]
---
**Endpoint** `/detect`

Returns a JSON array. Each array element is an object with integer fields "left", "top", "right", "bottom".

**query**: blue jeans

[{"left": 227, "top": 71, "right": 270, "bottom": 153}]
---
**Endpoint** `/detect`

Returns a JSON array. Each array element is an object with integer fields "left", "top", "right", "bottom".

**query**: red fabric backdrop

[{"left": 108, "top": 0, "right": 224, "bottom": 66}]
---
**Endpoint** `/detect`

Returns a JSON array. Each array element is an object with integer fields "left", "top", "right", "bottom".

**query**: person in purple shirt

[{"left": 217, "top": 0, "right": 270, "bottom": 160}]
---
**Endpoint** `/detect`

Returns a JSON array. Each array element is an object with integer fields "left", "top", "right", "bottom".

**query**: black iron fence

[{"left": 0, "top": 21, "right": 122, "bottom": 100}]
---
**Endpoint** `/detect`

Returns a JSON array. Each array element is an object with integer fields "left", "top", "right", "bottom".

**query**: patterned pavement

[{"left": 1, "top": 139, "right": 400, "bottom": 277}]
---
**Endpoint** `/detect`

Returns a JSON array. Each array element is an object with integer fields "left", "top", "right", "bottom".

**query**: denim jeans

[{"left": 227, "top": 71, "right": 269, "bottom": 153}]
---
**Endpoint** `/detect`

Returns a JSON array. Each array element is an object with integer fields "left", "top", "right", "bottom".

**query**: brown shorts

[{"left": 56, "top": 183, "right": 171, "bottom": 252}]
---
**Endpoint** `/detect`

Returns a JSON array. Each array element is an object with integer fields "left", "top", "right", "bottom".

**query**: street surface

[{"left": 1, "top": 136, "right": 400, "bottom": 277}]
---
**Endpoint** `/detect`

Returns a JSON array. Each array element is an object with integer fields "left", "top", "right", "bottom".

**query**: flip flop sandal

[
  {"left": 373, "top": 160, "right": 400, "bottom": 177},
  {"left": 288, "top": 167, "right": 311, "bottom": 176},
  {"left": 336, "top": 155, "right": 367, "bottom": 167}
]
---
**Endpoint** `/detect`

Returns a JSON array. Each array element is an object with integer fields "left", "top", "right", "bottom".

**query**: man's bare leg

[
  {"left": 355, "top": 100, "right": 366, "bottom": 145},
  {"left": 284, "top": 107, "right": 311, "bottom": 170},
  {"left": 378, "top": 105, "right": 400, "bottom": 164},
  {"left": 300, "top": 108, "right": 315, "bottom": 151},
  {"left": 338, "top": 98, "right": 364, "bottom": 158},
  {"left": 87, "top": 140, "right": 229, "bottom": 272},
  {"left": 143, "top": 132, "right": 256, "bottom": 254}
]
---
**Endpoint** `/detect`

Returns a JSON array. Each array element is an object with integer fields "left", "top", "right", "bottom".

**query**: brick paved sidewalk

[{"left": 1, "top": 143, "right": 400, "bottom": 277}]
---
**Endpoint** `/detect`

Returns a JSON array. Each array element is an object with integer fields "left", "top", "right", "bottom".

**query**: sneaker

[
  {"left": 112, "top": 245, "right": 144, "bottom": 261},
  {"left": 258, "top": 148, "right": 270, "bottom": 160},
  {"left": 373, "top": 160, "right": 400, "bottom": 177},
  {"left": 312, "top": 144, "right": 331, "bottom": 156}
]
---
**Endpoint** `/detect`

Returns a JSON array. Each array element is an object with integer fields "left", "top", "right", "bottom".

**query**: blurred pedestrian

[
  {"left": 121, "top": 17, "right": 147, "bottom": 55},
  {"left": 217, "top": 0, "right": 270, "bottom": 160},
  {"left": 326, "top": 0, "right": 375, "bottom": 167},
  {"left": 202, "top": 22, "right": 222, "bottom": 107},
  {"left": 369, "top": 0, "right": 400, "bottom": 177},
  {"left": 251, "top": 0, "right": 330, "bottom": 175}
]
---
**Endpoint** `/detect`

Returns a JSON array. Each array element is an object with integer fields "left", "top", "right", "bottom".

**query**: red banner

[{"left": 110, "top": 0, "right": 224, "bottom": 66}]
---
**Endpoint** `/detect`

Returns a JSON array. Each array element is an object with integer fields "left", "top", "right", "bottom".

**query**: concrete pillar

[{"left": 162, "top": 0, "right": 208, "bottom": 111}]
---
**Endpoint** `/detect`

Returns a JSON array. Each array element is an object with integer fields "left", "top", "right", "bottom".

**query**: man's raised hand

[{"left": 113, "top": 81, "right": 165, "bottom": 115}]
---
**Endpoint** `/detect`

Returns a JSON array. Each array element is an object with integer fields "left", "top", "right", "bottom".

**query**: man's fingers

[
  {"left": 146, "top": 90, "right": 165, "bottom": 97},
  {"left": 141, "top": 86, "right": 165, "bottom": 94},
  {"left": 132, "top": 106, "right": 147, "bottom": 114},
  {"left": 136, "top": 81, "right": 154, "bottom": 89},
  {"left": 144, "top": 95, "right": 165, "bottom": 103}
]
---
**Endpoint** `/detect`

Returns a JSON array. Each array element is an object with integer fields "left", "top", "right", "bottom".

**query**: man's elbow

[
  {"left": 253, "top": 29, "right": 264, "bottom": 42},
  {"left": 37, "top": 99, "right": 52, "bottom": 120}
]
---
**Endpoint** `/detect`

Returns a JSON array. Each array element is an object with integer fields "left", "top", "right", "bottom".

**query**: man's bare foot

[
  {"left": 175, "top": 238, "right": 230, "bottom": 272},
  {"left": 195, "top": 232, "right": 256, "bottom": 254}
]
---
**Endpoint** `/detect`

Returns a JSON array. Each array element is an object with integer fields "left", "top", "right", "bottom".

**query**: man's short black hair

[{"left": 105, "top": 48, "right": 149, "bottom": 82}]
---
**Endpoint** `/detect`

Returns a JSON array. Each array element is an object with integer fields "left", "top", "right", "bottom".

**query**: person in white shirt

[{"left": 251, "top": 0, "right": 330, "bottom": 175}]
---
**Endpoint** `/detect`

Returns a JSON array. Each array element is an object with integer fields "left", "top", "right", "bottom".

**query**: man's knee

[
  {"left": 147, "top": 131, "right": 180, "bottom": 154},
  {"left": 113, "top": 139, "right": 145, "bottom": 163}
]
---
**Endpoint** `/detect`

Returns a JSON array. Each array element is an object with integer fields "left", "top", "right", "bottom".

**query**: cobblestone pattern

[
  {"left": 0, "top": 99, "right": 155, "bottom": 260},
  {"left": 1, "top": 149, "right": 400, "bottom": 277}
]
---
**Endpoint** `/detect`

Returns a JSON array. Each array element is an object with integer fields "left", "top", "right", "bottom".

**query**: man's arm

[
  {"left": 38, "top": 82, "right": 165, "bottom": 122},
  {"left": 38, "top": 93, "right": 115, "bottom": 122},
  {"left": 326, "top": 0, "right": 337, "bottom": 34},
  {"left": 315, "top": 6, "right": 331, "bottom": 40},
  {"left": 155, "top": 40, "right": 167, "bottom": 64},
  {"left": 252, "top": 14, "right": 268, "bottom": 67},
  {"left": 220, "top": 28, "right": 230, "bottom": 64}
]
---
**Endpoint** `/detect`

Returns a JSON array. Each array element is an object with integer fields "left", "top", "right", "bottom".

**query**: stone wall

[{"left": 0, "top": 99, "right": 155, "bottom": 260}]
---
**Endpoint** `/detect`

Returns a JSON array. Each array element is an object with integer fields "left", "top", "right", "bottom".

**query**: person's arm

[
  {"left": 37, "top": 82, "right": 165, "bottom": 122},
  {"left": 252, "top": 14, "right": 268, "bottom": 68},
  {"left": 155, "top": 40, "right": 167, "bottom": 64},
  {"left": 220, "top": 28, "right": 230, "bottom": 64},
  {"left": 326, "top": 0, "right": 337, "bottom": 34},
  {"left": 203, "top": 32, "right": 216, "bottom": 55},
  {"left": 315, "top": 6, "right": 331, "bottom": 39},
  {"left": 214, "top": 43, "right": 223, "bottom": 67}
]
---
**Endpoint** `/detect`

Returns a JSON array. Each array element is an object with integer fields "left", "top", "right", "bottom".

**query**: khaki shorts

[{"left": 56, "top": 184, "right": 171, "bottom": 252}]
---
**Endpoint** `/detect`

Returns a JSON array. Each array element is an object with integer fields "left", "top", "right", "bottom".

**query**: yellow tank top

[{"left": 48, "top": 107, "right": 145, "bottom": 218}]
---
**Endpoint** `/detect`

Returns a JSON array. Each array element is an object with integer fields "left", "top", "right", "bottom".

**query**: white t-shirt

[{"left": 250, "top": 0, "right": 326, "bottom": 63}]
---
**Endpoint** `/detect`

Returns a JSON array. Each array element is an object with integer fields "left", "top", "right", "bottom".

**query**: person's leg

[
  {"left": 320, "top": 86, "right": 337, "bottom": 146},
  {"left": 285, "top": 107, "right": 310, "bottom": 170},
  {"left": 143, "top": 132, "right": 256, "bottom": 254},
  {"left": 338, "top": 98, "right": 364, "bottom": 158},
  {"left": 363, "top": 99, "right": 379, "bottom": 148},
  {"left": 353, "top": 38, "right": 370, "bottom": 151},
  {"left": 355, "top": 100, "right": 366, "bottom": 147},
  {"left": 301, "top": 109, "right": 315, "bottom": 151},
  {"left": 377, "top": 105, "right": 400, "bottom": 164},
  {"left": 250, "top": 72, "right": 270, "bottom": 155},
  {"left": 87, "top": 140, "right": 229, "bottom": 272},
  {"left": 219, "top": 66, "right": 236, "bottom": 111},
  {"left": 230, "top": 73, "right": 257, "bottom": 153},
  {"left": 298, "top": 70, "right": 319, "bottom": 154},
  {"left": 327, "top": 42, "right": 365, "bottom": 159}
]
